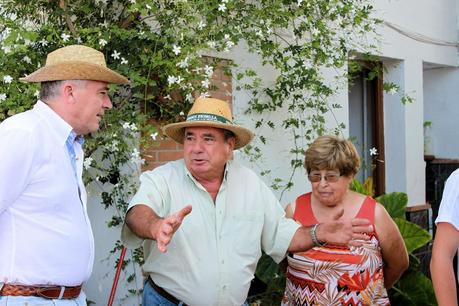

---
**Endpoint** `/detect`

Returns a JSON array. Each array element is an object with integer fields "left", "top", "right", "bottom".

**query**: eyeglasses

[{"left": 308, "top": 172, "right": 341, "bottom": 183}]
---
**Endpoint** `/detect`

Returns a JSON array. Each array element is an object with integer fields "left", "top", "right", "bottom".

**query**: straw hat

[
  {"left": 163, "top": 97, "right": 254, "bottom": 149},
  {"left": 20, "top": 45, "right": 128, "bottom": 84}
]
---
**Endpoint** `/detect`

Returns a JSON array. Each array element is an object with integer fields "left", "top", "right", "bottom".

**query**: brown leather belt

[
  {"left": 0, "top": 283, "right": 82, "bottom": 299},
  {"left": 148, "top": 277, "right": 188, "bottom": 306}
]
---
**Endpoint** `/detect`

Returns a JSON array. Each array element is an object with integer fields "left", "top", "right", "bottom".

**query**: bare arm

[
  {"left": 125, "top": 204, "right": 192, "bottom": 253},
  {"left": 375, "top": 203, "right": 408, "bottom": 288},
  {"left": 430, "top": 222, "right": 459, "bottom": 306},
  {"left": 288, "top": 209, "right": 373, "bottom": 252}
]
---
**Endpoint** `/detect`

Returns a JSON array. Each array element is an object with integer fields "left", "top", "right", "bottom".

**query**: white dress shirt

[{"left": 0, "top": 100, "right": 94, "bottom": 286}]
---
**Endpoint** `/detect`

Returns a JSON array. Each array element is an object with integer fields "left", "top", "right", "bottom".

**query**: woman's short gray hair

[{"left": 304, "top": 135, "right": 360, "bottom": 177}]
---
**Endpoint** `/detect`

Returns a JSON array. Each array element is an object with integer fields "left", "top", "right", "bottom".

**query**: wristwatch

[{"left": 310, "top": 223, "right": 326, "bottom": 247}]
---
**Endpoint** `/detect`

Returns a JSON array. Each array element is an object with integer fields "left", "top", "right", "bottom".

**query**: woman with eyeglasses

[{"left": 281, "top": 135, "right": 408, "bottom": 306}]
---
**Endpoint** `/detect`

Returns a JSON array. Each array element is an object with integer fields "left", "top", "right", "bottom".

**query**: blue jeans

[
  {"left": 0, "top": 291, "right": 86, "bottom": 306},
  {"left": 143, "top": 280, "right": 249, "bottom": 306}
]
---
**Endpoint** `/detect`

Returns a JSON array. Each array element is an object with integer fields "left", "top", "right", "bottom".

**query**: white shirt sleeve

[
  {"left": 436, "top": 169, "right": 459, "bottom": 230},
  {"left": 0, "top": 127, "right": 35, "bottom": 213}
]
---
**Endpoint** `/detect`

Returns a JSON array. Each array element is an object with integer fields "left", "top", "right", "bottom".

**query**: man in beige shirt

[{"left": 122, "top": 97, "right": 372, "bottom": 306}]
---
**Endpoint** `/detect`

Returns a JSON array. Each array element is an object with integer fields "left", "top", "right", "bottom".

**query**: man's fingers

[
  {"left": 332, "top": 208, "right": 344, "bottom": 220},
  {"left": 351, "top": 218, "right": 371, "bottom": 226}
]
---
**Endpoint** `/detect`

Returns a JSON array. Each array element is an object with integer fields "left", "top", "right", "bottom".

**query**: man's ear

[{"left": 62, "top": 81, "right": 76, "bottom": 102}]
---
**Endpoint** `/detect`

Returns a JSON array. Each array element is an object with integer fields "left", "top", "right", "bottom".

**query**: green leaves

[
  {"left": 376, "top": 192, "right": 408, "bottom": 219},
  {"left": 394, "top": 218, "right": 431, "bottom": 254}
]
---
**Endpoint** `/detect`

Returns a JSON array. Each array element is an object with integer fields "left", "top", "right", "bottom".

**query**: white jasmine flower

[
  {"left": 297, "top": 0, "right": 303, "bottom": 6},
  {"left": 167, "top": 75, "right": 178, "bottom": 85},
  {"left": 100, "top": 21, "right": 109, "bottom": 28},
  {"left": 311, "top": 27, "right": 320, "bottom": 36},
  {"left": 76, "top": 37, "right": 82, "bottom": 44},
  {"left": 111, "top": 50, "right": 121, "bottom": 60},
  {"left": 201, "top": 79, "right": 210, "bottom": 88},
  {"left": 185, "top": 93, "right": 193, "bottom": 102},
  {"left": 3, "top": 75, "right": 13, "bottom": 84},
  {"left": 388, "top": 86, "right": 398, "bottom": 95},
  {"left": 99, "top": 39, "right": 108, "bottom": 47},
  {"left": 180, "top": 110, "right": 185, "bottom": 116},
  {"left": 369, "top": 147, "right": 378, "bottom": 156},
  {"left": 22, "top": 56, "right": 31, "bottom": 64},
  {"left": 0, "top": 93, "right": 6, "bottom": 101},
  {"left": 172, "top": 44, "right": 181, "bottom": 55},
  {"left": 207, "top": 41, "right": 216, "bottom": 49},
  {"left": 24, "top": 39, "right": 32, "bottom": 46},
  {"left": 121, "top": 57, "right": 128, "bottom": 65},
  {"left": 34, "top": 90, "right": 40, "bottom": 98},
  {"left": 131, "top": 148, "right": 140, "bottom": 159},
  {"left": 70, "top": 15, "right": 77, "bottom": 22},
  {"left": 198, "top": 20, "right": 206, "bottom": 30},
  {"left": 177, "top": 57, "right": 189, "bottom": 68},
  {"left": 256, "top": 30, "right": 263, "bottom": 37},
  {"left": 176, "top": 76, "right": 183, "bottom": 84},
  {"left": 39, "top": 39, "right": 48, "bottom": 47},
  {"left": 129, "top": 0, "right": 136, "bottom": 3},
  {"left": 61, "top": 33, "right": 71, "bottom": 42},
  {"left": 151, "top": 132, "right": 158, "bottom": 141},
  {"left": 83, "top": 157, "right": 94, "bottom": 170},
  {"left": 225, "top": 40, "right": 234, "bottom": 49},
  {"left": 218, "top": 3, "right": 227, "bottom": 12},
  {"left": 204, "top": 65, "right": 213, "bottom": 77},
  {"left": 224, "top": 34, "right": 230, "bottom": 40},
  {"left": 2, "top": 45, "right": 11, "bottom": 54},
  {"left": 164, "top": 95, "right": 171, "bottom": 100},
  {"left": 122, "top": 122, "right": 131, "bottom": 130}
]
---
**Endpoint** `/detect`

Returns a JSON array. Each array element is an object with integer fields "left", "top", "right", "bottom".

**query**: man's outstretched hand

[{"left": 152, "top": 205, "right": 192, "bottom": 253}]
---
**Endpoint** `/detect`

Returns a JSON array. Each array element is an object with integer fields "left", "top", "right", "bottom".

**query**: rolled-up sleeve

[
  {"left": 260, "top": 184, "right": 301, "bottom": 263},
  {"left": 436, "top": 169, "right": 459, "bottom": 230}
]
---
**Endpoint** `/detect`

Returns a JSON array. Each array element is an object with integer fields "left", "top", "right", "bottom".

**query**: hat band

[{"left": 186, "top": 113, "right": 232, "bottom": 125}]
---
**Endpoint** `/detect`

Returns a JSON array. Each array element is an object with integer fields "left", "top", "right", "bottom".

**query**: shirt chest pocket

[{"left": 230, "top": 213, "right": 263, "bottom": 259}]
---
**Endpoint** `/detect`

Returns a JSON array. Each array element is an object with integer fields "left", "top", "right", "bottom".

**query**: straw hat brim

[
  {"left": 19, "top": 61, "right": 129, "bottom": 84},
  {"left": 163, "top": 120, "right": 254, "bottom": 149}
]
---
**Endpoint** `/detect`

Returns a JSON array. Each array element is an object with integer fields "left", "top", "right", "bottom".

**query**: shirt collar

[
  {"left": 34, "top": 100, "right": 83, "bottom": 145},
  {"left": 184, "top": 159, "right": 231, "bottom": 184}
]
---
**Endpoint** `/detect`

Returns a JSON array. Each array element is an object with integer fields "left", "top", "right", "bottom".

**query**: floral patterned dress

[{"left": 282, "top": 193, "right": 390, "bottom": 306}]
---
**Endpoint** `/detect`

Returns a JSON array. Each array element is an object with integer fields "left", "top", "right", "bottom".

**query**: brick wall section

[{"left": 141, "top": 58, "right": 232, "bottom": 171}]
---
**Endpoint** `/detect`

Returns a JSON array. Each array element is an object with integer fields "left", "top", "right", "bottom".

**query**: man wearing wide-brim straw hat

[
  {"left": 0, "top": 45, "right": 128, "bottom": 305},
  {"left": 122, "top": 97, "right": 373, "bottom": 305}
]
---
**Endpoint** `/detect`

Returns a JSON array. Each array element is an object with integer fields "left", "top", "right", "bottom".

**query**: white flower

[
  {"left": 172, "top": 44, "right": 181, "bottom": 55},
  {"left": 176, "top": 76, "right": 183, "bottom": 84},
  {"left": 226, "top": 40, "right": 234, "bottom": 49},
  {"left": 121, "top": 57, "right": 128, "bottom": 65},
  {"left": 83, "top": 157, "right": 94, "bottom": 170},
  {"left": 164, "top": 94, "right": 171, "bottom": 100},
  {"left": 177, "top": 57, "right": 189, "bottom": 68},
  {"left": 99, "top": 39, "right": 108, "bottom": 47},
  {"left": 34, "top": 90, "right": 40, "bottom": 98},
  {"left": 151, "top": 132, "right": 158, "bottom": 141},
  {"left": 146, "top": 4, "right": 151, "bottom": 10},
  {"left": 111, "top": 50, "right": 121, "bottom": 60},
  {"left": 388, "top": 86, "right": 398, "bottom": 95},
  {"left": 100, "top": 20, "right": 109, "bottom": 28},
  {"left": 39, "top": 39, "right": 48, "bottom": 47},
  {"left": 61, "top": 33, "right": 71, "bottom": 42},
  {"left": 256, "top": 29, "right": 263, "bottom": 37},
  {"left": 297, "top": 0, "right": 303, "bottom": 5},
  {"left": 369, "top": 147, "right": 378, "bottom": 156},
  {"left": 311, "top": 27, "right": 320, "bottom": 36},
  {"left": 201, "top": 79, "right": 210, "bottom": 88},
  {"left": 222, "top": 0, "right": 228, "bottom": 2},
  {"left": 24, "top": 39, "right": 32, "bottom": 46},
  {"left": 185, "top": 93, "right": 193, "bottom": 102},
  {"left": 131, "top": 148, "right": 140, "bottom": 159},
  {"left": 122, "top": 122, "right": 131, "bottom": 130},
  {"left": 204, "top": 65, "right": 214, "bottom": 77},
  {"left": 167, "top": 75, "right": 178, "bottom": 85},
  {"left": 3, "top": 75, "right": 13, "bottom": 84},
  {"left": 207, "top": 41, "right": 216, "bottom": 49},
  {"left": 129, "top": 0, "right": 136, "bottom": 3},
  {"left": 0, "top": 93, "right": 6, "bottom": 101},
  {"left": 70, "top": 15, "right": 77, "bottom": 22},
  {"left": 218, "top": 3, "right": 227, "bottom": 12},
  {"left": 180, "top": 110, "right": 185, "bottom": 116},
  {"left": 22, "top": 56, "right": 31, "bottom": 64},
  {"left": 1, "top": 45, "right": 11, "bottom": 54},
  {"left": 76, "top": 37, "right": 82, "bottom": 44},
  {"left": 198, "top": 20, "right": 206, "bottom": 30}
]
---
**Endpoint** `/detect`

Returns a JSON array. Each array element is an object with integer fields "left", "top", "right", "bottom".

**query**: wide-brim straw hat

[
  {"left": 20, "top": 45, "right": 129, "bottom": 84},
  {"left": 163, "top": 97, "right": 254, "bottom": 149}
]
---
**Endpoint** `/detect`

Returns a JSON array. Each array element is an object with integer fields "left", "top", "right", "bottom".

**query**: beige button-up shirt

[{"left": 122, "top": 159, "right": 300, "bottom": 305}]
